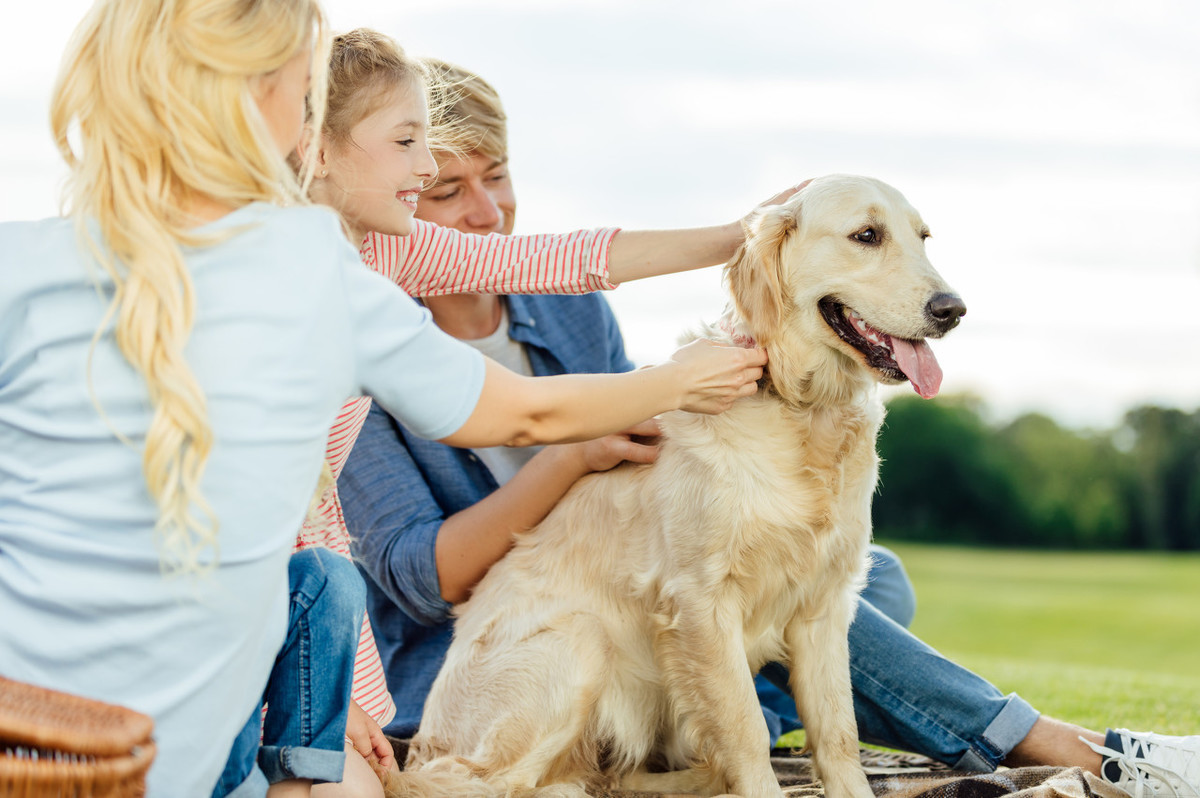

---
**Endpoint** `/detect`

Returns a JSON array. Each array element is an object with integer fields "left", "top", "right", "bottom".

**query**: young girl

[{"left": 0, "top": 3, "right": 779, "bottom": 796}]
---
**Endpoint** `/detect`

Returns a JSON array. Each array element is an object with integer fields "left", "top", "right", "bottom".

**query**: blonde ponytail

[{"left": 51, "top": 0, "right": 328, "bottom": 573}]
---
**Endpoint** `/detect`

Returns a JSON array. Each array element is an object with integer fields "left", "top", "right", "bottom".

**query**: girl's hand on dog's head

[
  {"left": 670, "top": 339, "right": 767, "bottom": 415},
  {"left": 754, "top": 179, "right": 813, "bottom": 212}
]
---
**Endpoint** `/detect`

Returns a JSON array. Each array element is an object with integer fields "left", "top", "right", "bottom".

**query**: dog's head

[{"left": 724, "top": 175, "right": 965, "bottom": 407}]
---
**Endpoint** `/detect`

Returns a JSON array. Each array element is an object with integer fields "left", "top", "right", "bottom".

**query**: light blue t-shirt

[{"left": 0, "top": 203, "right": 485, "bottom": 795}]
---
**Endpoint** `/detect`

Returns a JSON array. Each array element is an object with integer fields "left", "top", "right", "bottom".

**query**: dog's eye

[{"left": 853, "top": 228, "right": 879, "bottom": 244}]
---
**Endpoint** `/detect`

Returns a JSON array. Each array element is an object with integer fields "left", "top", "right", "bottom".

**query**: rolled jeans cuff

[
  {"left": 257, "top": 744, "right": 346, "bottom": 785},
  {"left": 953, "top": 693, "right": 1040, "bottom": 772}
]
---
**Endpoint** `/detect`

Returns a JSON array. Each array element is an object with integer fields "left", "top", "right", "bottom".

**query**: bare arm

[
  {"left": 439, "top": 339, "right": 765, "bottom": 449},
  {"left": 605, "top": 184, "right": 806, "bottom": 284},
  {"left": 606, "top": 222, "right": 744, "bottom": 284},
  {"left": 435, "top": 420, "right": 661, "bottom": 603},
  {"left": 369, "top": 185, "right": 807, "bottom": 294}
]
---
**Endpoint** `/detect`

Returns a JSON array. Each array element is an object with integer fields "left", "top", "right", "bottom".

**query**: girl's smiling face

[{"left": 315, "top": 81, "right": 438, "bottom": 243}]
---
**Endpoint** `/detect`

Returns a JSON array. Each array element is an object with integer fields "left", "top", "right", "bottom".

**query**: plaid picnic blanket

[{"left": 386, "top": 739, "right": 1130, "bottom": 798}]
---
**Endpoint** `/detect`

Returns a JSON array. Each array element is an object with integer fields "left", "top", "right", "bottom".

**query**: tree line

[{"left": 873, "top": 396, "right": 1200, "bottom": 550}]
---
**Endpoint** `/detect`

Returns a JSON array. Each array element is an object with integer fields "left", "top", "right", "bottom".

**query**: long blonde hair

[{"left": 50, "top": 0, "right": 329, "bottom": 573}]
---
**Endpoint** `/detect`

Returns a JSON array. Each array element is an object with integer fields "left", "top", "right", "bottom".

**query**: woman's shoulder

[
  {"left": 215, "top": 202, "right": 345, "bottom": 244},
  {"left": 205, "top": 203, "right": 358, "bottom": 276},
  {"left": 0, "top": 217, "right": 90, "bottom": 300},
  {"left": 0, "top": 215, "right": 75, "bottom": 251}
]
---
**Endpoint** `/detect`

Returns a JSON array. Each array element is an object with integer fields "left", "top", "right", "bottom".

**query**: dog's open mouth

[{"left": 818, "top": 297, "right": 943, "bottom": 398}]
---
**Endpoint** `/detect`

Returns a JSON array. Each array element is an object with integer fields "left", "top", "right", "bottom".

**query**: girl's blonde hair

[
  {"left": 51, "top": 0, "right": 329, "bottom": 573},
  {"left": 322, "top": 29, "right": 472, "bottom": 158},
  {"left": 323, "top": 28, "right": 426, "bottom": 144}
]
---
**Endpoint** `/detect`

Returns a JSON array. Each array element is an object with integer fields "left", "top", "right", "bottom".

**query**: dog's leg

[
  {"left": 783, "top": 595, "right": 873, "bottom": 798},
  {"left": 657, "top": 600, "right": 783, "bottom": 798},
  {"left": 415, "top": 611, "right": 611, "bottom": 794}
]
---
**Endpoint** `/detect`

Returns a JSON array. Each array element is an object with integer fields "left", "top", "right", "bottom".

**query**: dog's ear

[{"left": 725, "top": 204, "right": 798, "bottom": 348}]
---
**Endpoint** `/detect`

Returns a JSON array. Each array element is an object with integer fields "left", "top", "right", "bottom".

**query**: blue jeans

[
  {"left": 757, "top": 544, "right": 1039, "bottom": 771},
  {"left": 213, "top": 548, "right": 366, "bottom": 798}
]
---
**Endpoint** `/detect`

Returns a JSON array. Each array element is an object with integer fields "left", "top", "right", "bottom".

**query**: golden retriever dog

[{"left": 388, "top": 175, "right": 966, "bottom": 798}]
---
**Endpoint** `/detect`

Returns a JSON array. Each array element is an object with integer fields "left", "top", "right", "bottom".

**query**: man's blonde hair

[
  {"left": 51, "top": 0, "right": 329, "bottom": 574},
  {"left": 421, "top": 58, "right": 509, "bottom": 164}
]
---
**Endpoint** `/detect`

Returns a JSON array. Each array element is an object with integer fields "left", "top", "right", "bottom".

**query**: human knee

[
  {"left": 288, "top": 548, "right": 366, "bottom": 628},
  {"left": 862, "top": 544, "right": 916, "bottom": 628},
  {"left": 311, "top": 744, "right": 385, "bottom": 798}
]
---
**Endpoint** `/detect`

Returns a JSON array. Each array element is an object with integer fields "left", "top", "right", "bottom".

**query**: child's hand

[{"left": 346, "top": 700, "right": 397, "bottom": 774}]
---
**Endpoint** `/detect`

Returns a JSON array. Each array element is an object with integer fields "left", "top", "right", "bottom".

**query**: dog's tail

[
  {"left": 381, "top": 763, "right": 497, "bottom": 798},
  {"left": 382, "top": 773, "right": 494, "bottom": 798}
]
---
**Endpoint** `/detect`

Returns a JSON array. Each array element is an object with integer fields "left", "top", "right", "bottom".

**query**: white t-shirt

[
  {"left": 0, "top": 203, "right": 485, "bottom": 795},
  {"left": 463, "top": 302, "right": 542, "bottom": 486}
]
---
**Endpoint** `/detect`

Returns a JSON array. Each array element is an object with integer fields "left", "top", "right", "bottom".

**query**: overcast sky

[{"left": 3, "top": 0, "right": 1198, "bottom": 429}]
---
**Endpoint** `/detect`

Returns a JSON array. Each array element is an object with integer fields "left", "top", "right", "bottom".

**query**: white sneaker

[{"left": 1082, "top": 729, "right": 1200, "bottom": 798}]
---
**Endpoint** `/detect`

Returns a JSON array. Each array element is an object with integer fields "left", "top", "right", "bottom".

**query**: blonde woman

[{"left": 0, "top": 3, "right": 800, "bottom": 797}]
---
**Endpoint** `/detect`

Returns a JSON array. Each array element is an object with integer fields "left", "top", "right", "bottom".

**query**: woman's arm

[
  {"left": 344, "top": 241, "right": 766, "bottom": 448},
  {"left": 439, "top": 340, "right": 764, "bottom": 449}
]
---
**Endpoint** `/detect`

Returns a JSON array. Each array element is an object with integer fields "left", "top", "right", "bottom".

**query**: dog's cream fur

[{"left": 389, "top": 176, "right": 964, "bottom": 798}]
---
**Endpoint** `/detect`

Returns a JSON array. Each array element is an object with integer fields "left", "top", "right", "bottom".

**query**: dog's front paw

[
  {"left": 724, "top": 771, "right": 786, "bottom": 798},
  {"left": 819, "top": 769, "right": 875, "bottom": 798}
]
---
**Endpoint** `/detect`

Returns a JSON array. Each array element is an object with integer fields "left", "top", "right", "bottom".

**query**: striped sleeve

[{"left": 360, "top": 221, "right": 620, "bottom": 295}]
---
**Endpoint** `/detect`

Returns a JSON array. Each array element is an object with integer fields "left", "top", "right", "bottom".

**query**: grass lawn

[
  {"left": 875, "top": 542, "right": 1200, "bottom": 736},
  {"left": 777, "top": 543, "right": 1200, "bottom": 749}
]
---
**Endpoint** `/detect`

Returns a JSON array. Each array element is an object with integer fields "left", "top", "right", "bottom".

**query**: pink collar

[{"left": 716, "top": 317, "right": 757, "bottom": 348}]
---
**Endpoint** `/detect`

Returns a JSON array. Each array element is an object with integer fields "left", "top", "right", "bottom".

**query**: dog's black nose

[{"left": 926, "top": 293, "right": 967, "bottom": 330}]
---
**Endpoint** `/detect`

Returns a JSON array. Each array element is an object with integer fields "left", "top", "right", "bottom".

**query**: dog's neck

[{"left": 711, "top": 308, "right": 877, "bottom": 412}]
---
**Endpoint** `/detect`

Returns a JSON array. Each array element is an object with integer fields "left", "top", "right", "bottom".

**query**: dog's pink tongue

[{"left": 891, "top": 337, "right": 943, "bottom": 399}]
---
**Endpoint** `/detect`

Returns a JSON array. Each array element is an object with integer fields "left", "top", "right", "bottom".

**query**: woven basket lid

[{"left": 0, "top": 676, "right": 153, "bottom": 758}]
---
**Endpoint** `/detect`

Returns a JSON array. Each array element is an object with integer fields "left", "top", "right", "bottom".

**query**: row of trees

[{"left": 873, "top": 396, "right": 1200, "bottom": 550}]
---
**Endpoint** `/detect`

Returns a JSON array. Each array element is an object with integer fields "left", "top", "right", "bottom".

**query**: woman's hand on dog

[{"left": 670, "top": 339, "right": 767, "bottom": 414}]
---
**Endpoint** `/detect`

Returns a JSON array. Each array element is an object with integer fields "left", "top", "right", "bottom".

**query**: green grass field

[
  {"left": 777, "top": 543, "right": 1200, "bottom": 750},
  {"left": 879, "top": 542, "right": 1200, "bottom": 734}
]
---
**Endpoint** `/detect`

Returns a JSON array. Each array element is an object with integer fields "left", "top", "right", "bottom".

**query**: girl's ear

[{"left": 296, "top": 125, "right": 327, "bottom": 175}]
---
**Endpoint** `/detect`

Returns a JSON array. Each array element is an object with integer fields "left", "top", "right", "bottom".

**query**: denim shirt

[{"left": 340, "top": 291, "right": 634, "bottom": 735}]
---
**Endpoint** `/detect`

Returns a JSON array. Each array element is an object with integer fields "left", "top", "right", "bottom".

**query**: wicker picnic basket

[{"left": 0, "top": 675, "right": 156, "bottom": 797}]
